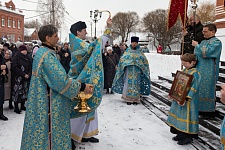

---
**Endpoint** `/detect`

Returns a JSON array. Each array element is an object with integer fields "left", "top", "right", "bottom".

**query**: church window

[
  {"left": 2, "top": 18, "right": 5, "bottom": 26},
  {"left": 18, "top": 20, "right": 20, "bottom": 29},
  {"left": 13, "top": 20, "right": 15, "bottom": 28},
  {"left": 8, "top": 18, "right": 11, "bottom": 27}
]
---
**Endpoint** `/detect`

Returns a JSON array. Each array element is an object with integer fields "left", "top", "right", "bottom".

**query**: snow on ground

[
  {"left": 0, "top": 94, "right": 196, "bottom": 150},
  {"left": 0, "top": 53, "right": 195, "bottom": 150},
  {"left": 75, "top": 93, "right": 195, "bottom": 150},
  {"left": 145, "top": 53, "right": 181, "bottom": 79}
]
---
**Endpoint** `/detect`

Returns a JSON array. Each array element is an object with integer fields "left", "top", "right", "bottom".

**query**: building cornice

[{"left": 0, "top": 5, "right": 24, "bottom": 16}]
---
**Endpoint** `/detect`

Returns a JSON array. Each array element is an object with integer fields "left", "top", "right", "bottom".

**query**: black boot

[
  {"left": 0, "top": 106, "right": 8, "bottom": 121},
  {"left": 9, "top": 99, "right": 14, "bottom": 109},
  {"left": 21, "top": 101, "right": 26, "bottom": 111},
  {"left": 71, "top": 139, "right": 76, "bottom": 150},
  {"left": 177, "top": 137, "right": 193, "bottom": 145},
  {"left": 172, "top": 135, "right": 184, "bottom": 141},
  {"left": 127, "top": 102, "right": 132, "bottom": 105},
  {"left": 14, "top": 102, "right": 21, "bottom": 114},
  {"left": 106, "top": 88, "right": 109, "bottom": 94},
  {"left": 82, "top": 137, "right": 99, "bottom": 143},
  {"left": 133, "top": 102, "right": 138, "bottom": 105}
]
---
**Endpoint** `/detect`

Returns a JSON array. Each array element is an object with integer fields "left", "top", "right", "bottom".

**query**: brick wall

[
  {"left": 0, "top": 1, "right": 24, "bottom": 43},
  {"left": 215, "top": 0, "right": 225, "bottom": 28}
]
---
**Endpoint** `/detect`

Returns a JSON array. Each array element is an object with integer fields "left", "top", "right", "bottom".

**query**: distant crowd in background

[{"left": 0, "top": 37, "right": 150, "bottom": 121}]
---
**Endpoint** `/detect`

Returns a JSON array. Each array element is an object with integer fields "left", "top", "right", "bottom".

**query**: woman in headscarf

[
  {"left": 104, "top": 46, "right": 119, "bottom": 94},
  {"left": 11, "top": 45, "right": 32, "bottom": 114},
  {"left": 4, "top": 50, "right": 13, "bottom": 109}
]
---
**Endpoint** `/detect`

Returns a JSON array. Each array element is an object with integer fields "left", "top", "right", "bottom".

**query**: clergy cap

[
  {"left": 131, "top": 36, "right": 139, "bottom": 43},
  {"left": 70, "top": 21, "right": 87, "bottom": 35}
]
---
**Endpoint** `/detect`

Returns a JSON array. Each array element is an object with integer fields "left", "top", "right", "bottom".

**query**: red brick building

[
  {"left": 215, "top": 0, "right": 225, "bottom": 28},
  {"left": 0, "top": 0, "right": 24, "bottom": 43}
]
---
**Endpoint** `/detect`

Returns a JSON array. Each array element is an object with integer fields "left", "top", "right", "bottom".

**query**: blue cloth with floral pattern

[
  {"left": 112, "top": 45, "right": 151, "bottom": 97},
  {"left": 21, "top": 46, "right": 81, "bottom": 150},
  {"left": 69, "top": 29, "right": 111, "bottom": 119},
  {"left": 194, "top": 37, "right": 222, "bottom": 112}
]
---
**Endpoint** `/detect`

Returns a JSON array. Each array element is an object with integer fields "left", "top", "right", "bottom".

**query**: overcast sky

[{"left": 2, "top": 0, "right": 216, "bottom": 42}]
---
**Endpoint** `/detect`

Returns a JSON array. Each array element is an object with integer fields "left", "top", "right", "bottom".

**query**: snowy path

[{"left": 0, "top": 93, "right": 197, "bottom": 150}]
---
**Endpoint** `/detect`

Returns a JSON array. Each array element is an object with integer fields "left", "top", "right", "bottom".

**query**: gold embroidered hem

[{"left": 71, "top": 129, "right": 99, "bottom": 143}]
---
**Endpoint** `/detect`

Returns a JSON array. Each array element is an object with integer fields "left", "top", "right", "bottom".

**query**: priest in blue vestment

[
  {"left": 192, "top": 23, "right": 222, "bottom": 119},
  {"left": 69, "top": 18, "right": 112, "bottom": 148},
  {"left": 20, "top": 25, "right": 93, "bottom": 150},
  {"left": 112, "top": 36, "right": 151, "bottom": 105}
]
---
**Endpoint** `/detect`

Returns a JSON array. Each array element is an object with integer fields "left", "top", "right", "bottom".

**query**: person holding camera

[{"left": 181, "top": 15, "right": 204, "bottom": 54}]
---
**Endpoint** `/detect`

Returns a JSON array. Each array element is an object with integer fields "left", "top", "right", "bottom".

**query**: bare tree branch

[
  {"left": 112, "top": 12, "right": 139, "bottom": 43},
  {"left": 37, "top": 0, "right": 65, "bottom": 29},
  {"left": 188, "top": 0, "right": 216, "bottom": 24},
  {"left": 142, "top": 9, "right": 182, "bottom": 51}
]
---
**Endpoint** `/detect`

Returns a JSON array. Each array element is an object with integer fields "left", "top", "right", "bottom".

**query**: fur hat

[
  {"left": 19, "top": 45, "right": 27, "bottom": 51},
  {"left": 131, "top": 36, "right": 139, "bottom": 43},
  {"left": 106, "top": 46, "right": 113, "bottom": 51},
  {"left": 70, "top": 21, "right": 87, "bottom": 35}
]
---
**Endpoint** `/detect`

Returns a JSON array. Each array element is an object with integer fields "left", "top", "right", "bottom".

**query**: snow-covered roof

[
  {"left": 24, "top": 28, "right": 36, "bottom": 37},
  {"left": 0, "top": 3, "right": 24, "bottom": 16}
]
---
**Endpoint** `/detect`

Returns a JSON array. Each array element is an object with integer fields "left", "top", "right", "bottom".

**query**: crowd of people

[
  {"left": 0, "top": 42, "right": 33, "bottom": 120},
  {"left": 0, "top": 39, "right": 74, "bottom": 118},
  {"left": 1, "top": 13, "right": 225, "bottom": 150}
]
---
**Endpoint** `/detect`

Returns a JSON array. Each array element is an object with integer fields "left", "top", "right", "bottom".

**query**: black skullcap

[
  {"left": 131, "top": 36, "right": 139, "bottom": 43},
  {"left": 70, "top": 21, "right": 87, "bottom": 35}
]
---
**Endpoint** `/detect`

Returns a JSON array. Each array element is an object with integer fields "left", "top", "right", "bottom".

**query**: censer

[
  {"left": 74, "top": 86, "right": 94, "bottom": 113},
  {"left": 98, "top": 10, "right": 111, "bottom": 18}
]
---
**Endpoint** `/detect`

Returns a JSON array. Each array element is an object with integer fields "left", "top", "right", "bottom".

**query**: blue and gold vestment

[
  {"left": 20, "top": 47, "right": 81, "bottom": 150},
  {"left": 194, "top": 37, "right": 222, "bottom": 112},
  {"left": 112, "top": 45, "right": 151, "bottom": 101},
  {"left": 167, "top": 68, "right": 201, "bottom": 134},
  {"left": 221, "top": 118, "right": 225, "bottom": 149},
  {"left": 69, "top": 29, "right": 111, "bottom": 119}
]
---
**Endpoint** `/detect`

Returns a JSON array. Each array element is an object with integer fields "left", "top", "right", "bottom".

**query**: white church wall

[{"left": 216, "top": 28, "right": 225, "bottom": 61}]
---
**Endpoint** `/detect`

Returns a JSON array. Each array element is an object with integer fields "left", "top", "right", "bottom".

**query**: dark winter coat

[
  {"left": 4, "top": 58, "right": 12, "bottom": 100},
  {"left": 104, "top": 52, "right": 119, "bottom": 89},
  {"left": 59, "top": 48, "right": 71, "bottom": 73},
  {"left": 0, "top": 54, "right": 8, "bottom": 106},
  {"left": 11, "top": 52, "right": 32, "bottom": 103},
  {"left": 181, "top": 22, "right": 205, "bottom": 54},
  {"left": 113, "top": 45, "right": 122, "bottom": 58},
  {"left": 10, "top": 46, "right": 19, "bottom": 58}
]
